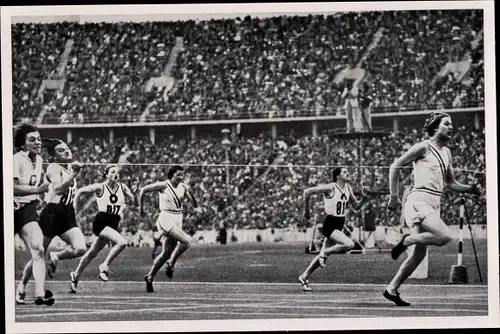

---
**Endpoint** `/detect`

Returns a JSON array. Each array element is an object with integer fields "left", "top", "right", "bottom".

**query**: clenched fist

[
  {"left": 387, "top": 196, "right": 401, "bottom": 211},
  {"left": 71, "top": 161, "right": 83, "bottom": 176}
]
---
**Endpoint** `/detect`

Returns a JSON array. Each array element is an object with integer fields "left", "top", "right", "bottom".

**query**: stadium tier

[{"left": 12, "top": 10, "right": 483, "bottom": 125}]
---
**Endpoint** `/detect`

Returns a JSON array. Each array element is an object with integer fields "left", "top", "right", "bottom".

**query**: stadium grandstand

[
  {"left": 11, "top": 10, "right": 485, "bottom": 247},
  {"left": 13, "top": 10, "right": 484, "bottom": 125}
]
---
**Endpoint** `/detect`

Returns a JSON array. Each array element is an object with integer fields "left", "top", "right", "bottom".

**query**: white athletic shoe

[
  {"left": 298, "top": 275, "right": 312, "bottom": 292},
  {"left": 15, "top": 287, "right": 26, "bottom": 305},
  {"left": 99, "top": 264, "right": 109, "bottom": 282},
  {"left": 69, "top": 272, "right": 79, "bottom": 293}
]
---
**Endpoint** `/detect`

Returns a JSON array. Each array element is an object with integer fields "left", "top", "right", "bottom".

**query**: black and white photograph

[{"left": 2, "top": 1, "right": 498, "bottom": 333}]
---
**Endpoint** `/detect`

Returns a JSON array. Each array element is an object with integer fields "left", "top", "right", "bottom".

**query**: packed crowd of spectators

[
  {"left": 12, "top": 23, "right": 68, "bottom": 124},
  {"left": 363, "top": 10, "right": 484, "bottom": 111},
  {"left": 37, "top": 125, "right": 486, "bottom": 237},
  {"left": 44, "top": 22, "right": 179, "bottom": 124},
  {"left": 148, "top": 13, "right": 377, "bottom": 121},
  {"left": 12, "top": 10, "right": 484, "bottom": 124}
]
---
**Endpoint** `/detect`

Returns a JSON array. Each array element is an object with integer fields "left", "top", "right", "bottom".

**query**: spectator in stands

[{"left": 12, "top": 11, "right": 483, "bottom": 124}]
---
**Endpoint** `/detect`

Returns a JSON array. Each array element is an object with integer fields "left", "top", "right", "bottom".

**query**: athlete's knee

[
  {"left": 443, "top": 234, "right": 452, "bottom": 245},
  {"left": 345, "top": 239, "right": 355, "bottom": 250},
  {"left": 23, "top": 260, "right": 33, "bottom": 272},
  {"left": 410, "top": 244, "right": 428, "bottom": 260},
  {"left": 28, "top": 241, "right": 45, "bottom": 259},
  {"left": 116, "top": 238, "right": 128, "bottom": 249},
  {"left": 171, "top": 230, "right": 192, "bottom": 246},
  {"left": 436, "top": 234, "right": 452, "bottom": 246},
  {"left": 73, "top": 244, "right": 87, "bottom": 257},
  {"left": 68, "top": 237, "right": 87, "bottom": 257},
  {"left": 183, "top": 235, "right": 192, "bottom": 246}
]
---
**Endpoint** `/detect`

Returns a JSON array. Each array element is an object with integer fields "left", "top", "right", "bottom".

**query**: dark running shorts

[
  {"left": 322, "top": 215, "right": 346, "bottom": 238},
  {"left": 39, "top": 203, "right": 78, "bottom": 239},
  {"left": 92, "top": 212, "right": 121, "bottom": 236},
  {"left": 14, "top": 200, "right": 40, "bottom": 235}
]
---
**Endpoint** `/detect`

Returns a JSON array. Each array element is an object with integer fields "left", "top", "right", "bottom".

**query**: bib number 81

[{"left": 336, "top": 201, "right": 347, "bottom": 215}]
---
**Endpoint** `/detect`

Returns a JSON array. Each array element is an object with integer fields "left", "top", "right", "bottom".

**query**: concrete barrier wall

[
  {"left": 193, "top": 225, "right": 488, "bottom": 245},
  {"left": 12, "top": 224, "right": 488, "bottom": 250}
]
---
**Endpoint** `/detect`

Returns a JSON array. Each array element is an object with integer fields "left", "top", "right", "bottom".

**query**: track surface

[
  {"left": 15, "top": 281, "right": 488, "bottom": 322},
  {"left": 13, "top": 240, "right": 489, "bottom": 322}
]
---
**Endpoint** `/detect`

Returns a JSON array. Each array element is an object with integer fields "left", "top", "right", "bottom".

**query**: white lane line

[
  {"left": 15, "top": 304, "right": 218, "bottom": 319},
  {"left": 16, "top": 302, "right": 488, "bottom": 320},
  {"left": 206, "top": 304, "right": 489, "bottom": 314},
  {"left": 50, "top": 295, "right": 488, "bottom": 306},
  {"left": 249, "top": 264, "right": 273, "bottom": 267},
  {"left": 48, "top": 292, "right": 489, "bottom": 301},
  {"left": 16, "top": 307, "right": 109, "bottom": 314},
  {"left": 30, "top": 280, "right": 489, "bottom": 288}
]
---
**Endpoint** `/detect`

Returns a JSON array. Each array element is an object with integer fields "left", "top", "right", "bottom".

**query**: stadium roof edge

[{"left": 11, "top": 12, "right": 343, "bottom": 24}]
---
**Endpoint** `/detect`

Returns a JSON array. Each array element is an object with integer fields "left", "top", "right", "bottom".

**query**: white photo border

[{"left": 2, "top": 1, "right": 498, "bottom": 333}]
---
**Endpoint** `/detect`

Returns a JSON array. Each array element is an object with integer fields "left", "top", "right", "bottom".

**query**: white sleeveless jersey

[
  {"left": 159, "top": 181, "right": 186, "bottom": 213},
  {"left": 96, "top": 182, "right": 126, "bottom": 215},
  {"left": 324, "top": 183, "right": 351, "bottom": 217},
  {"left": 412, "top": 141, "right": 450, "bottom": 196},
  {"left": 13, "top": 151, "right": 44, "bottom": 205},
  {"left": 45, "top": 164, "right": 77, "bottom": 206}
]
